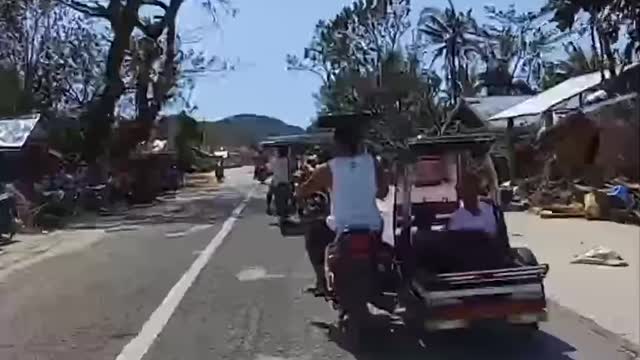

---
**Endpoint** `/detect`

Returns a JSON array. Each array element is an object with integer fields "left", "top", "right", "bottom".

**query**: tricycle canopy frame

[{"left": 392, "top": 133, "right": 497, "bottom": 265}]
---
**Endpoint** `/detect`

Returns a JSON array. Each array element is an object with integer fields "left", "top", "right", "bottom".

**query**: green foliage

[
  {"left": 294, "top": 0, "right": 637, "bottom": 144},
  {"left": 287, "top": 0, "right": 411, "bottom": 87},
  {"left": 289, "top": 0, "right": 449, "bottom": 146}
]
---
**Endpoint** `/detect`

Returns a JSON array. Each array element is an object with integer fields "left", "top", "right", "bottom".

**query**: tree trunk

[
  {"left": 136, "top": 1, "right": 181, "bottom": 146},
  {"left": 134, "top": 40, "right": 158, "bottom": 148},
  {"left": 82, "top": 0, "right": 142, "bottom": 162},
  {"left": 506, "top": 117, "right": 517, "bottom": 181},
  {"left": 600, "top": 33, "right": 617, "bottom": 78},
  {"left": 589, "top": 20, "right": 605, "bottom": 81}
]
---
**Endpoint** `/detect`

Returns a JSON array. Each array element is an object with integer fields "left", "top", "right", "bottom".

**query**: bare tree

[
  {"left": 0, "top": 0, "right": 106, "bottom": 113},
  {"left": 58, "top": 0, "right": 233, "bottom": 161}
]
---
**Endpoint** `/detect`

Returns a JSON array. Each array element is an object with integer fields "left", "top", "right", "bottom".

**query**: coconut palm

[
  {"left": 417, "top": 0, "right": 481, "bottom": 102},
  {"left": 559, "top": 42, "right": 601, "bottom": 76},
  {"left": 542, "top": 42, "right": 601, "bottom": 89}
]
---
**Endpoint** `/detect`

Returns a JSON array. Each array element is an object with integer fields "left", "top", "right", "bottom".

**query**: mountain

[{"left": 200, "top": 114, "right": 304, "bottom": 148}]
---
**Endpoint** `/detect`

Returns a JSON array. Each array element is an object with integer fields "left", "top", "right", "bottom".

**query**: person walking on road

[{"left": 267, "top": 147, "right": 292, "bottom": 218}]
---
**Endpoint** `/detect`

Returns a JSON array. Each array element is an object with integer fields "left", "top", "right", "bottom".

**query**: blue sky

[{"left": 180, "top": 0, "right": 546, "bottom": 128}]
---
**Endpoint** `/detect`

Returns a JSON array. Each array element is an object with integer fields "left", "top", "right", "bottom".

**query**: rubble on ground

[{"left": 501, "top": 176, "right": 640, "bottom": 225}]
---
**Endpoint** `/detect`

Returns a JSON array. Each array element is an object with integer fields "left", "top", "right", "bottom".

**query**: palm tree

[
  {"left": 474, "top": 5, "right": 571, "bottom": 94},
  {"left": 474, "top": 25, "right": 527, "bottom": 95},
  {"left": 559, "top": 42, "right": 600, "bottom": 76},
  {"left": 542, "top": 42, "right": 601, "bottom": 89},
  {"left": 417, "top": 0, "right": 481, "bottom": 102}
]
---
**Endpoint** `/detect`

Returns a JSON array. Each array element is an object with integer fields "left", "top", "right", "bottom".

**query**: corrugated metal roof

[
  {"left": 463, "top": 96, "right": 532, "bottom": 121},
  {"left": 487, "top": 114, "right": 541, "bottom": 130},
  {"left": 0, "top": 113, "right": 41, "bottom": 148},
  {"left": 260, "top": 132, "right": 334, "bottom": 146},
  {"left": 489, "top": 71, "right": 610, "bottom": 120}
]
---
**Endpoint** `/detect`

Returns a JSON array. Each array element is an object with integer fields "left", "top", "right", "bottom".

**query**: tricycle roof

[
  {"left": 260, "top": 131, "right": 334, "bottom": 148},
  {"left": 407, "top": 133, "right": 495, "bottom": 155},
  {"left": 315, "top": 112, "right": 379, "bottom": 129}
]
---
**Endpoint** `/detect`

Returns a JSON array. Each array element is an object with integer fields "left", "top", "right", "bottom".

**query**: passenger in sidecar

[{"left": 394, "top": 134, "right": 549, "bottom": 333}]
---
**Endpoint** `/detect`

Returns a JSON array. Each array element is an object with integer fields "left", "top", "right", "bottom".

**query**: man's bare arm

[{"left": 296, "top": 164, "right": 331, "bottom": 199}]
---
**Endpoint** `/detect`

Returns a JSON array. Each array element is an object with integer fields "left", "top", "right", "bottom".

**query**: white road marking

[
  {"left": 236, "top": 266, "right": 285, "bottom": 281},
  {"left": 165, "top": 224, "right": 214, "bottom": 238},
  {"left": 115, "top": 190, "right": 253, "bottom": 360},
  {"left": 255, "top": 355, "right": 311, "bottom": 360}
]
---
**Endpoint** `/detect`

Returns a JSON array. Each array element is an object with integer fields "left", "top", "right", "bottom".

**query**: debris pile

[{"left": 501, "top": 177, "right": 640, "bottom": 225}]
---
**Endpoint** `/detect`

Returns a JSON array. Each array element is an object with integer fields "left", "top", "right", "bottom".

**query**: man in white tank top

[{"left": 296, "top": 127, "right": 389, "bottom": 234}]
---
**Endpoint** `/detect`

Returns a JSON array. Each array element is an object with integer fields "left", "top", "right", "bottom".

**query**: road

[{"left": 0, "top": 167, "right": 636, "bottom": 360}]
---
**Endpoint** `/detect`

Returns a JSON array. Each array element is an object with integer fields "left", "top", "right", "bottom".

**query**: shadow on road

[
  {"left": 279, "top": 220, "right": 306, "bottom": 236},
  {"left": 66, "top": 187, "right": 240, "bottom": 232},
  {"left": 311, "top": 314, "right": 576, "bottom": 360},
  {"left": 265, "top": 217, "right": 307, "bottom": 237},
  {"left": 0, "top": 239, "right": 19, "bottom": 251}
]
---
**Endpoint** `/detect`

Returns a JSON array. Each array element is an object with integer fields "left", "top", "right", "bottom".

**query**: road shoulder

[{"left": 506, "top": 212, "right": 640, "bottom": 347}]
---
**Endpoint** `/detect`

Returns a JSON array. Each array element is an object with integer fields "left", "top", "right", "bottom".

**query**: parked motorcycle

[
  {"left": 36, "top": 187, "right": 79, "bottom": 229},
  {"left": 0, "top": 186, "right": 18, "bottom": 241}
]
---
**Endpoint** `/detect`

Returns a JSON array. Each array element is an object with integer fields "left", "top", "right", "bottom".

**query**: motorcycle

[
  {"left": 0, "top": 186, "right": 18, "bottom": 241},
  {"left": 323, "top": 228, "right": 395, "bottom": 348}
]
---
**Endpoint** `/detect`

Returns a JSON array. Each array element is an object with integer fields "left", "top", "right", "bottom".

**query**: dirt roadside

[{"left": 507, "top": 212, "right": 640, "bottom": 347}]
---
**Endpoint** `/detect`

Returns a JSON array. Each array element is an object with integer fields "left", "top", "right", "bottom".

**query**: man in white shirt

[
  {"left": 267, "top": 147, "right": 291, "bottom": 216},
  {"left": 296, "top": 126, "right": 389, "bottom": 296}
]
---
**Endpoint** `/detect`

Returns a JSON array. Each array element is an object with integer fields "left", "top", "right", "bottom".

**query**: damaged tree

[
  {"left": 59, "top": 0, "right": 232, "bottom": 162},
  {"left": 0, "top": 0, "right": 106, "bottom": 114}
]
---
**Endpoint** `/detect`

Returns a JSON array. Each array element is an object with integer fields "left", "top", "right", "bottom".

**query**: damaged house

[
  {"left": 450, "top": 96, "right": 538, "bottom": 181},
  {"left": 484, "top": 64, "right": 640, "bottom": 183}
]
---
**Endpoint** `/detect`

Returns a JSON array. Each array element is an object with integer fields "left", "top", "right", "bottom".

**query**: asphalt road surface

[{"left": 0, "top": 167, "right": 637, "bottom": 360}]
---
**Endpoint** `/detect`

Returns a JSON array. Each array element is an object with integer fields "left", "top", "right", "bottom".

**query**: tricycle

[
  {"left": 393, "top": 133, "right": 549, "bottom": 335},
  {"left": 260, "top": 132, "right": 333, "bottom": 224}
]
